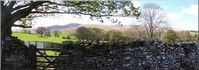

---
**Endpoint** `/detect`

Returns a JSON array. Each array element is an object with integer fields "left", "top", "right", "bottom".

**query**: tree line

[
  {"left": 75, "top": 26, "right": 198, "bottom": 43},
  {"left": 22, "top": 27, "right": 61, "bottom": 38}
]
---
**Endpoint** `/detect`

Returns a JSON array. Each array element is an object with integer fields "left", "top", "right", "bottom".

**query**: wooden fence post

[{"left": 29, "top": 45, "right": 37, "bottom": 69}]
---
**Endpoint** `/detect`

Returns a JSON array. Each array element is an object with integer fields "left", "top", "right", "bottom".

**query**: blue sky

[
  {"left": 13, "top": 0, "right": 198, "bottom": 31},
  {"left": 138, "top": 0, "right": 198, "bottom": 30}
]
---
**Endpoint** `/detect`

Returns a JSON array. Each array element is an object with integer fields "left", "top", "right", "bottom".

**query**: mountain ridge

[{"left": 46, "top": 23, "right": 198, "bottom": 33}]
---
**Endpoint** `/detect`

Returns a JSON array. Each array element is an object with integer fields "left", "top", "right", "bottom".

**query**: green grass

[
  {"left": 12, "top": 32, "right": 77, "bottom": 43},
  {"left": 12, "top": 32, "right": 70, "bottom": 66},
  {"left": 46, "top": 50, "right": 60, "bottom": 56}
]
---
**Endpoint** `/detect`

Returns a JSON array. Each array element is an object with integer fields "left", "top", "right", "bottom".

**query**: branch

[
  {"left": 12, "top": 1, "right": 48, "bottom": 21},
  {"left": 42, "top": 1, "right": 65, "bottom": 6},
  {"left": 9, "top": 1, "right": 16, "bottom": 8},
  {"left": 13, "top": 4, "right": 30, "bottom": 10},
  {"left": 13, "top": 1, "right": 69, "bottom": 11},
  {"left": 13, "top": 24, "right": 32, "bottom": 28}
]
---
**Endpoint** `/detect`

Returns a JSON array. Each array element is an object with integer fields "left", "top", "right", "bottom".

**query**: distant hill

[
  {"left": 47, "top": 23, "right": 81, "bottom": 30},
  {"left": 78, "top": 24, "right": 132, "bottom": 31},
  {"left": 46, "top": 23, "right": 198, "bottom": 33},
  {"left": 47, "top": 23, "right": 134, "bottom": 32}
]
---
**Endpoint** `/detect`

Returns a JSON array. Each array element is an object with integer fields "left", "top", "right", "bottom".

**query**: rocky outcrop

[{"left": 57, "top": 40, "right": 199, "bottom": 70}]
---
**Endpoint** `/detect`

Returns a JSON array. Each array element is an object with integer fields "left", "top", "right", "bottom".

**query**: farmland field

[{"left": 12, "top": 32, "right": 77, "bottom": 43}]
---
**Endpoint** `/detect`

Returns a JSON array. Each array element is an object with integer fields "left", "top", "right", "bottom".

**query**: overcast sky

[{"left": 12, "top": 0, "right": 198, "bottom": 31}]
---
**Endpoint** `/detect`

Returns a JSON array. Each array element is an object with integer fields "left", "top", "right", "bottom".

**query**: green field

[
  {"left": 12, "top": 32, "right": 75, "bottom": 56},
  {"left": 12, "top": 32, "right": 77, "bottom": 43}
]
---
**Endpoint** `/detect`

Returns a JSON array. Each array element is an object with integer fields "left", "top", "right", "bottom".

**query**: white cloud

[
  {"left": 131, "top": 1, "right": 140, "bottom": 8},
  {"left": 167, "top": 4, "right": 198, "bottom": 20},
  {"left": 167, "top": 12, "right": 183, "bottom": 20},
  {"left": 182, "top": 4, "right": 198, "bottom": 16},
  {"left": 166, "top": 4, "right": 198, "bottom": 31}
]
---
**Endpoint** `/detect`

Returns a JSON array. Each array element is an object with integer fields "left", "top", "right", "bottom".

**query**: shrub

[
  {"left": 162, "top": 30, "right": 180, "bottom": 43},
  {"left": 53, "top": 30, "right": 61, "bottom": 37},
  {"left": 66, "top": 36, "right": 71, "bottom": 39}
]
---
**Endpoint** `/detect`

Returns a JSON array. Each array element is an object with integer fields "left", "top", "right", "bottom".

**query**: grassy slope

[{"left": 12, "top": 32, "right": 77, "bottom": 43}]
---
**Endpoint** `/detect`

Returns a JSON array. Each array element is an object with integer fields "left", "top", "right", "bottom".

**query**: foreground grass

[{"left": 12, "top": 32, "right": 77, "bottom": 43}]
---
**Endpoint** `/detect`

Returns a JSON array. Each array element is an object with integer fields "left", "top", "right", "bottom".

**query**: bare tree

[
  {"left": 36, "top": 27, "right": 49, "bottom": 37},
  {"left": 139, "top": 3, "right": 167, "bottom": 39}
]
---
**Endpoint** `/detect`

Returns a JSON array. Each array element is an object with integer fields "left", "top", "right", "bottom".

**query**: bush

[
  {"left": 62, "top": 37, "right": 66, "bottom": 39},
  {"left": 75, "top": 27, "right": 104, "bottom": 41},
  {"left": 107, "top": 30, "right": 124, "bottom": 41},
  {"left": 75, "top": 27, "right": 93, "bottom": 41},
  {"left": 193, "top": 34, "right": 198, "bottom": 41},
  {"left": 75, "top": 26, "right": 141, "bottom": 41},
  {"left": 66, "top": 36, "right": 71, "bottom": 39},
  {"left": 53, "top": 30, "right": 61, "bottom": 37},
  {"left": 162, "top": 30, "right": 180, "bottom": 43},
  {"left": 44, "top": 29, "right": 51, "bottom": 37}
]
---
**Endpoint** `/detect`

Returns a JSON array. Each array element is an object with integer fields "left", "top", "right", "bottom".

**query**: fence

[{"left": 27, "top": 41, "right": 62, "bottom": 70}]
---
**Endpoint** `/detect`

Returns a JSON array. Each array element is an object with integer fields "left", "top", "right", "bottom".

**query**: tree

[
  {"left": 75, "top": 27, "right": 93, "bottom": 41},
  {"left": 90, "top": 28, "right": 103, "bottom": 41},
  {"left": 75, "top": 27, "right": 104, "bottom": 41},
  {"left": 139, "top": 3, "right": 167, "bottom": 39},
  {"left": 1, "top": 1, "right": 46, "bottom": 40},
  {"left": 44, "top": 29, "right": 51, "bottom": 37},
  {"left": 162, "top": 30, "right": 179, "bottom": 43},
  {"left": 53, "top": 30, "right": 61, "bottom": 37},
  {"left": 1, "top": 1, "right": 140, "bottom": 41},
  {"left": 193, "top": 34, "right": 198, "bottom": 41},
  {"left": 36, "top": 27, "right": 49, "bottom": 37}
]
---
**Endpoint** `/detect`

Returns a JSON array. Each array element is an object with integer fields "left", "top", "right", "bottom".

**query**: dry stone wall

[
  {"left": 57, "top": 40, "right": 199, "bottom": 70},
  {"left": 1, "top": 37, "right": 35, "bottom": 70},
  {"left": 1, "top": 37, "right": 199, "bottom": 70}
]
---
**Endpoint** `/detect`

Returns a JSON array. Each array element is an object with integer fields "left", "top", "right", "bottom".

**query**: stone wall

[
  {"left": 57, "top": 40, "right": 199, "bottom": 70},
  {"left": 1, "top": 37, "right": 35, "bottom": 70},
  {"left": 1, "top": 38, "right": 199, "bottom": 70}
]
